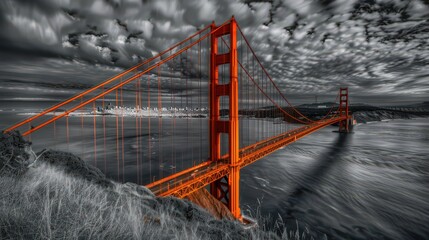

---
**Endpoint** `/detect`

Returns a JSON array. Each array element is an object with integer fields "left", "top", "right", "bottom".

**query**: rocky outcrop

[
  {"left": 0, "top": 131, "right": 31, "bottom": 175},
  {"left": 35, "top": 149, "right": 113, "bottom": 188},
  {"left": 186, "top": 188, "right": 235, "bottom": 221}
]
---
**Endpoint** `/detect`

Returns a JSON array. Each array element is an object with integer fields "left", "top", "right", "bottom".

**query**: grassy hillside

[{"left": 0, "top": 132, "right": 309, "bottom": 240}]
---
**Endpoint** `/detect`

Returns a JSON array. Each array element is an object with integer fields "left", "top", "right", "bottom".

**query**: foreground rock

[{"left": 0, "top": 132, "right": 30, "bottom": 175}]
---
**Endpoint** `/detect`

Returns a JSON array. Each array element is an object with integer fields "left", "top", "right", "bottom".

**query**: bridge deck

[{"left": 147, "top": 117, "right": 346, "bottom": 198}]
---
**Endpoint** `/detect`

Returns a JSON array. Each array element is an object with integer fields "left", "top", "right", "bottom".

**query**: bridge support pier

[{"left": 209, "top": 17, "right": 242, "bottom": 220}]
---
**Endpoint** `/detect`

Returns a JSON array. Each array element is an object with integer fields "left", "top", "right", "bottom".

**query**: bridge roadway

[{"left": 147, "top": 116, "right": 346, "bottom": 198}]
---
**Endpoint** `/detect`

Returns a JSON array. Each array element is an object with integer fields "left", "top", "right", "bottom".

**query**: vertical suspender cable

[
  {"left": 102, "top": 86, "right": 107, "bottom": 174},
  {"left": 115, "top": 89, "right": 119, "bottom": 181},
  {"left": 53, "top": 117, "right": 56, "bottom": 150},
  {"left": 139, "top": 76, "right": 143, "bottom": 184},
  {"left": 170, "top": 53, "right": 174, "bottom": 174},
  {"left": 157, "top": 66, "right": 162, "bottom": 179},
  {"left": 120, "top": 79, "right": 125, "bottom": 183},
  {"left": 189, "top": 38, "right": 194, "bottom": 166},
  {"left": 199, "top": 34, "right": 202, "bottom": 164},
  {"left": 66, "top": 114, "right": 69, "bottom": 150},
  {"left": 93, "top": 101, "right": 97, "bottom": 166},
  {"left": 148, "top": 75, "right": 152, "bottom": 182},
  {"left": 135, "top": 78, "right": 139, "bottom": 184},
  {"left": 81, "top": 97, "right": 84, "bottom": 157}
]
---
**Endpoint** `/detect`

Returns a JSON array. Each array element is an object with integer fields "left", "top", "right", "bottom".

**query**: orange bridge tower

[
  {"left": 339, "top": 87, "right": 350, "bottom": 133},
  {"left": 209, "top": 17, "right": 241, "bottom": 219}
]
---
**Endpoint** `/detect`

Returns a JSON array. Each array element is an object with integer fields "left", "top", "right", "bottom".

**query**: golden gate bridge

[{"left": 4, "top": 17, "right": 352, "bottom": 221}]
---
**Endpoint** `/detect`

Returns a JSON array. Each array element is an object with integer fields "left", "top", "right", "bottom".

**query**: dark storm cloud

[{"left": 0, "top": 0, "right": 428, "bottom": 105}]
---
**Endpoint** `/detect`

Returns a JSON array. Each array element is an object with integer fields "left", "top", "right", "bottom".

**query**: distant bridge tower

[
  {"left": 339, "top": 87, "right": 350, "bottom": 133},
  {"left": 209, "top": 17, "right": 241, "bottom": 219}
]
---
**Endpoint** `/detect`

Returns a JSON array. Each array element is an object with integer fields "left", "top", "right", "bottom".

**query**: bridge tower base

[{"left": 209, "top": 17, "right": 242, "bottom": 220}]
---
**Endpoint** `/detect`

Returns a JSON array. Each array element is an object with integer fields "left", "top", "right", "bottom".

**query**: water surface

[
  {"left": 241, "top": 118, "right": 429, "bottom": 239},
  {"left": 1, "top": 109, "right": 428, "bottom": 239}
]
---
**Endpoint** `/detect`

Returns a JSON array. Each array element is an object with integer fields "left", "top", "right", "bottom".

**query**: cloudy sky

[{"left": 0, "top": 0, "right": 428, "bottom": 107}]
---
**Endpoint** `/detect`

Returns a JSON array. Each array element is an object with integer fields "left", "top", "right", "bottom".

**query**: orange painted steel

[
  {"left": 217, "top": 36, "right": 310, "bottom": 124},
  {"left": 339, "top": 87, "right": 350, "bottom": 132},
  {"left": 145, "top": 17, "right": 348, "bottom": 219},
  {"left": 238, "top": 60, "right": 309, "bottom": 124},
  {"left": 154, "top": 164, "right": 230, "bottom": 198},
  {"left": 228, "top": 17, "right": 241, "bottom": 219},
  {"left": 209, "top": 17, "right": 241, "bottom": 219},
  {"left": 147, "top": 116, "right": 346, "bottom": 199},
  {"left": 4, "top": 16, "right": 352, "bottom": 221},
  {"left": 4, "top": 25, "right": 211, "bottom": 134},
  {"left": 236, "top": 24, "right": 315, "bottom": 124},
  {"left": 209, "top": 21, "right": 220, "bottom": 198},
  {"left": 239, "top": 117, "right": 345, "bottom": 168},
  {"left": 14, "top": 19, "right": 234, "bottom": 137},
  {"left": 18, "top": 26, "right": 223, "bottom": 137},
  {"left": 146, "top": 160, "right": 212, "bottom": 189}
]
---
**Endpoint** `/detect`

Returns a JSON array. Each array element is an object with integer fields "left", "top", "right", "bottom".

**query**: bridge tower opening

[
  {"left": 209, "top": 17, "right": 241, "bottom": 220},
  {"left": 339, "top": 87, "right": 350, "bottom": 133}
]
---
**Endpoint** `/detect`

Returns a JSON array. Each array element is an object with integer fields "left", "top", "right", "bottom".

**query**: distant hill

[
  {"left": 383, "top": 102, "right": 429, "bottom": 109},
  {"left": 298, "top": 102, "right": 429, "bottom": 110},
  {"left": 298, "top": 102, "right": 337, "bottom": 108},
  {"left": 407, "top": 102, "right": 429, "bottom": 109}
]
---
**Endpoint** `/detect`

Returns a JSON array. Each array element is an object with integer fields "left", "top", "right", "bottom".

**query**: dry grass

[
  {"left": 0, "top": 132, "right": 314, "bottom": 240},
  {"left": 0, "top": 160, "right": 284, "bottom": 239}
]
